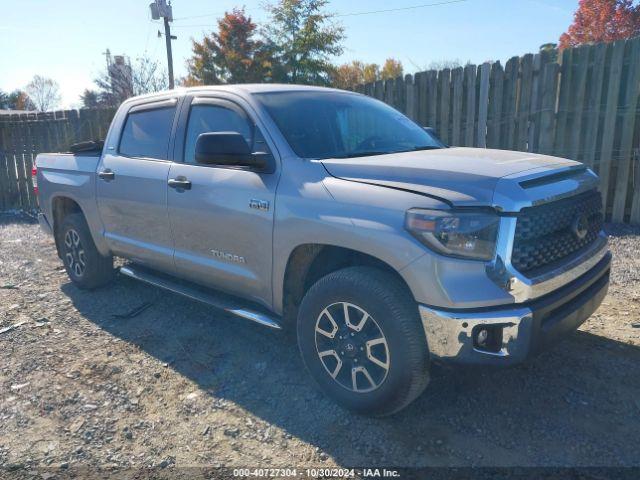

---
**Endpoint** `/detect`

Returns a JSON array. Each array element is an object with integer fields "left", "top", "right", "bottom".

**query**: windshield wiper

[{"left": 411, "top": 145, "right": 442, "bottom": 151}]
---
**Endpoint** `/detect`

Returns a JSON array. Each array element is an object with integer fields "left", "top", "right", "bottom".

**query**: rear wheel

[
  {"left": 59, "top": 213, "right": 114, "bottom": 289},
  {"left": 297, "top": 267, "right": 430, "bottom": 416}
]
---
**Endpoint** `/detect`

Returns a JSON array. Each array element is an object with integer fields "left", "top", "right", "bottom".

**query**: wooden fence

[
  {"left": 356, "top": 37, "right": 640, "bottom": 224},
  {"left": 1, "top": 37, "right": 639, "bottom": 223},
  {"left": 0, "top": 108, "right": 115, "bottom": 212}
]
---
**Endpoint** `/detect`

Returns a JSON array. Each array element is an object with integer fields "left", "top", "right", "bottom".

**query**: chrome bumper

[
  {"left": 38, "top": 213, "right": 53, "bottom": 236},
  {"left": 420, "top": 251, "right": 611, "bottom": 365}
]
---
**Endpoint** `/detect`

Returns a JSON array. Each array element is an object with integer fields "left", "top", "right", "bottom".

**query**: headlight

[{"left": 405, "top": 209, "right": 500, "bottom": 261}]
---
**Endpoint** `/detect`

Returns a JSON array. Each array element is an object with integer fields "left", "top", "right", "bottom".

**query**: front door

[
  {"left": 96, "top": 99, "right": 178, "bottom": 272},
  {"left": 167, "top": 96, "right": 280, "bottom": 308}
]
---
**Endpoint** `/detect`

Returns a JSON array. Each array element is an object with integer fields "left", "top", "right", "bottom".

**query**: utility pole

[
  {"left": 163, "top": 16, "right": 175, "bottom": 89},
  {"left": 150, "top": 0, "right": 175, "bottom": 89}
]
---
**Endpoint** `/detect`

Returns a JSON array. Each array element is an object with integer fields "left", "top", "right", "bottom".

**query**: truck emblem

[
  {"left": 249, "top": 199, "right": 270, "bottom": 211},
  {"left": 571, "top": 214, "right": 589, "bottom": 240},
  {"left": 210, "top": 249, "right": 246, "bottom": 264}
]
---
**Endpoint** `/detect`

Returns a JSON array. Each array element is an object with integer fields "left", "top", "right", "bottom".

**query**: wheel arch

[
  {"left": 280, "top": 244, "right": 415, "bottom": 327},
  {"left": 51, "top": 196, "right": 87, "bottom": 258}
]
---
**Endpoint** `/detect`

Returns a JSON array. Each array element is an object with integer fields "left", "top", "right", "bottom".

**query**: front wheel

[{"left": 297, "top": 267, "right": 430, "bottom": 416}]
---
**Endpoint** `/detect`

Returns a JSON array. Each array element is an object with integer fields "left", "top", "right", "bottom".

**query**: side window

[
  {"left": 184, "top": 104, "right": 254, "bottom": 164},
  {"left": 119, "top": 106, "right": 176, "bottom": 160}
]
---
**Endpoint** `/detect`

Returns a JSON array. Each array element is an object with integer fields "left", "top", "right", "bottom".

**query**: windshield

[{"left": 255, "top": 91, "right": 444, "bottom": 160}]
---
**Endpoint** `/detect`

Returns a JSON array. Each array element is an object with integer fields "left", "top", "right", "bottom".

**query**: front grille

[{"left": 511, "top": 190, "right": 603, "bottom": 276}]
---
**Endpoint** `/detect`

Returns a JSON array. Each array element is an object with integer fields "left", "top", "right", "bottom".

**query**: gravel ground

[{"left": 0, "top": 214, "right": 639, "bottom": 470}]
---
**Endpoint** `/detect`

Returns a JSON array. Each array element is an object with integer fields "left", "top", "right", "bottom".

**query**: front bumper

[{"left": 420, "top": 251, "right": 611, "bottom": 365}]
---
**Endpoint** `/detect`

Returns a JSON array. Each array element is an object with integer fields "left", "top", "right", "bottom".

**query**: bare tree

[
  {"left": 25, "top": 75, "right": 61, "bottom": 111},
  {"left": 95, "top": 54, "right": 168, "bottom": 108}
]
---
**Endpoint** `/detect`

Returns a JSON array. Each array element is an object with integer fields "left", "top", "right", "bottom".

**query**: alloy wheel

[
  {"left": 314, "top": 302, "right": 390, "bottom": 393},
  {"left": 64, "top": 228, "right": 86, "bottom": 277}
]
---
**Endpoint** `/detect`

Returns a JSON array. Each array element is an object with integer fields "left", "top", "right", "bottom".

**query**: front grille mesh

[{"left": 511, "top": 190, "right": 603, "bottom": 276}]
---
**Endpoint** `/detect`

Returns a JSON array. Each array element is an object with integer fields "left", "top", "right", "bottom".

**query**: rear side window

[{"left": 119, "top": 107, "right": 176, "bottom": 160}]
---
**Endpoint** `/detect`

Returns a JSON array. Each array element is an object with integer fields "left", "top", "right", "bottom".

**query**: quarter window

[{"left": 119, "top": 106, "right": 176, "bottom": 160}]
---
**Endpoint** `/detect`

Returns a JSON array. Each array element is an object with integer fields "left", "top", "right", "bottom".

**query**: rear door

[
  {"left": 96, "top": 98, "right": 179, "bottom": 272},
  {"left": 167, "top": 95, "right": 280, "bottom": 308}
]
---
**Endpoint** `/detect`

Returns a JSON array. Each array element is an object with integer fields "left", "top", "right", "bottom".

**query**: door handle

[
  {"left": 98, "top": 169, "right": 115, "bottom": 181},
  {"left": 168, "top": 177, "right": 192, "bottom": 190}
]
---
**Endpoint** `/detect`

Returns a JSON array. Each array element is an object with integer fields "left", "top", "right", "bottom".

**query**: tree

[
  {"left": 184, "top": 8, "right": 271, "bottom": 85},
  {"left": 8, "top": 90, "right": 35, "bottom": 110},
  {"left": 380, "top": 58, "right": 403, "bottom": 80},
  {"left": 264, "top": 0, "right": 345, "bottom": 85},
  {"left": 330, "top": 61, "right": 372, "bottom": 90},
  {"left": 330, "top": 58, "right": 405, "bottom": 90},
  {"left": 95, "top": 54, "right": 168, "bottom": 107},
  {"left": 559, "top": 0, "right": 640, "bottom": 49},
  {"left": 25, "top": 75, "right": 61, "bottom": 111},
  {"left": 80, "top": 89, "right": 100, "bottom": 108},
  {"left": 539, "top": 43, "right": 559, "bottom": 63}
]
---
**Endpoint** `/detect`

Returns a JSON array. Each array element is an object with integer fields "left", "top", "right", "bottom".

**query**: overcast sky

[{"left": 0, "top": 0, "right": 578, "bottom": 108}]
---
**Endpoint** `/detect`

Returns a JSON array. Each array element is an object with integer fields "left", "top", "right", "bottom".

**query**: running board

[{"left": 118, "top": 265, "right": 282, "bottom": 330}]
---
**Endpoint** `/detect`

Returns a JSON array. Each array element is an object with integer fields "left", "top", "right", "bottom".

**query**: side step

[{"left": 119, "top": 265, "right": 282, "bottom": 330}]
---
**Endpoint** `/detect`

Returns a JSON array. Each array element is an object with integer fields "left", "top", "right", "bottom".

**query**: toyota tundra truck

[{"left": 35, "top": 85, "right": 611, "bottom": 416}]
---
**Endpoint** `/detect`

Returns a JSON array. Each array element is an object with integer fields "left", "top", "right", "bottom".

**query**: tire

[
  {"left": 297, "top": 266, "right": 430, "bottom": 416},
  {"left": 58, "top": 213, "right": 114, "bottom": 290}
]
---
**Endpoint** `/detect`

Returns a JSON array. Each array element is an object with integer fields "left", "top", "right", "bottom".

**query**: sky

[{"left": 0, "top": 0, "right": 579, "bottom": 109}]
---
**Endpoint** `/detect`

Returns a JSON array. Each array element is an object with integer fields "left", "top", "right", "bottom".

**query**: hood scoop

[{"left": 518, "top": 166, "right": 587, "bottom": 189}]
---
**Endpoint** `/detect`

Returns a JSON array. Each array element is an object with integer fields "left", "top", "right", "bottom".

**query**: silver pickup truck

[{"left": 35, "top": 85, "right": 611, "bottom": 416}]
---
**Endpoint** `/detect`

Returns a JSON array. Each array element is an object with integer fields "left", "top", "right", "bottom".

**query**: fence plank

[
  {"left": 374, "top": 80, "right": 384, "bottom": 101},
  {"left": 477, "top": 62, "right": 491, "bottom": 148},
  {"left": 486, "top": 61, "right": 504, "bottom": 149},
  {"left": 528, "top": 54, "right": 543, "bottom": 152},
  {"left": 426, "top": 71, "right": 438, "bottom": 129},
  {"left": 612, "top": 37, "right": 640, "bottom": 222},
  {"left": 538, "top": 62, "right": 560, "bottom": 155},
  {"left": 463, "top": 64, "right": 477, "bottom": 147},
  {"left": 415, "top": 72, "right": 427, "bottom": 126},
  {"left": 582, "top": 43, "right": 608, "bottom": 169},
  {"left": 516, "top": 54, "right": 534, "bottom": 152},
  {"left": 3, "top": 123, "right": 21, "bottom": 210},
  {"left": 501, "top": 56, "right": 519, "bottom": 150},
  {"left": 14, "top": 121, "right": 30, "bottom": 209},
  {"left": 568, "top": 46, "right": 589, "bottom": 161},
  {"left": 405, "top": 74, "right": 416, "bottom": 120},
  {"left": 0, "top": 123, "right": 10, "bottom": 210},
  {"left": 599, "top": 40, "right": 626, "bottom": 215},
  {"left": 437, "top": 69, "right": 451, "bottom": 144},
  {"left": 451, "top": 67, "right": 464, "bottom": 146},
  {"left": 554, "top": 48, "right": 573, "bottom": 157}
]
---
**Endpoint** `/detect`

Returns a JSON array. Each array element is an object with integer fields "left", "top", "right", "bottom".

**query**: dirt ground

[{"left": 1, "top": 214, "right": 639, "bottom": 470}]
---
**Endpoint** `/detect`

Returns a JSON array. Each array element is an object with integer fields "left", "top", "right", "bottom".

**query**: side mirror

[
  {"left": 422, "top": 126, "right": 448, "bottom": 148},
  {"left": 195, "top": 132, "right": 268, "bottom": 170},
  {"left": 423, "top": 126, "right": 438, "bottom": 138}
]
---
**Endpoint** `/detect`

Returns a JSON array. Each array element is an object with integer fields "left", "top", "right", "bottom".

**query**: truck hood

[{"left": 320, "top": 147, "right": 592, "bottom": 210}]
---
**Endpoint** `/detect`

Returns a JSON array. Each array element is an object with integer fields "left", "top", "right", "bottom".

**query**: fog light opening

[{"left": 473, "top": 325, "right": 504, "bottom": 353}]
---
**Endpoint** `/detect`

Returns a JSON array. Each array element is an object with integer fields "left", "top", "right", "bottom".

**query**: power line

[
  {"left": 336, "top": 0, "right": 468, "bottom": 17},
  {"left": 171, "top": 0, "right": 468, "bottom": 26}
]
